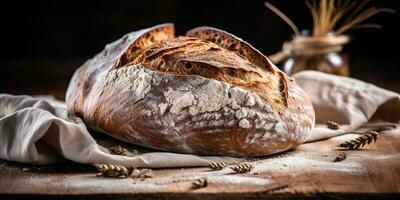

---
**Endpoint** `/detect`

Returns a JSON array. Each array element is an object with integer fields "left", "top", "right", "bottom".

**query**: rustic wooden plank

[{"left": 1, "top": 129, "right": 399, "bottom": 199}]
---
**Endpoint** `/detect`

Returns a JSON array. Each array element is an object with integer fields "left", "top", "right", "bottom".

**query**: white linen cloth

[
  {"left": 0, "top": 94, "right": 240, "bottom": 167},
  {"left": 294, "top": 71, "right": 400, "bottom": 142},
  {"left": 0, "top": 71, "right": 399, "bottom": 167}
]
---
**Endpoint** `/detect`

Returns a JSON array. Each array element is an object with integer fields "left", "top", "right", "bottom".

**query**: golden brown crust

[
  {"left": 117, "top": 24, "right": 174, "bottom": 68},
  {"left": 186, "top": 27, "right": 291, "bottom": 107},
  {"left": 126, "top": 36, "right": 286, "bottom": 110},
  {"left": 186, "top": 27, "right": 276, "bottom": 73},
  {"left": 66, "top": 24, "right": 315, "bottom": 157}
]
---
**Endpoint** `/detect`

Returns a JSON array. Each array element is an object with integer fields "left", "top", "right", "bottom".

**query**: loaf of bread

[{"left": 66, "top": 23, "right": 315, "bottom": 156}]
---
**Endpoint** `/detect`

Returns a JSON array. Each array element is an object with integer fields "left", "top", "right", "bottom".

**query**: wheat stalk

[
  {"left": 109, "top": 145, "right": 129, "bottom": 156},
  {"left": 335, "top": 7, "right": 395, "bottom": 35},
  {"left": 94, "top": 164, "right": 131, "bottom": 178},
  {"left": 192, "top": 178, "right": 208, "bottom": 189},
  {"left": 230, "top": 162, "right": 254, "bottom": 173},
  {"left": 208, "top": 161, "right": 226, "bottom": 170},
  {"left": 338, "top": 131, "right": 379, "bottom": 150},
  {"left": 326, "top": 120, "right": 340, "bottom": 130},
  {"left": 334, "top": 152, "right": 347, "bottom": 162},
  {"left": 264, "top": 2, "right": 300, "bottom": 35},
  {"left": 94, "top": 164, "right": 153, "bottom": 179}
]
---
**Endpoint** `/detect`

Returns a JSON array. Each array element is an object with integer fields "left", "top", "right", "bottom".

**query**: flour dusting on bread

[
  {"left": 66, "top": 24, "right": 315, "bottom": 156},
  {"left": 102, "top": 65, "right": 304, "bottom": 154},
  {"left": 105, "top": 66, "right": 153, "bottom": 104}
]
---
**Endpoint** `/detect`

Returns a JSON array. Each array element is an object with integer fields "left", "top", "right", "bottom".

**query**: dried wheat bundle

[
  {"left": 265, "top": 0, "right": 395, "bottom": 36},
  {"left": 338, "top": 131, "right": 379, "bottom": 150},
  {"left": 266, "top": 0, "right": 394, "bottom": 64},
  {"left": 230, "top": 162, "right": 254, "bottom": 173},
  {"left": 208, "top": 161, "right": 226, "bottom": 170}
]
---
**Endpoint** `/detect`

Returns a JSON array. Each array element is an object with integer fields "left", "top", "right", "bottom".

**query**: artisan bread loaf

[{"left": 66, "top": 23, "right": 315, "bottom": 156}]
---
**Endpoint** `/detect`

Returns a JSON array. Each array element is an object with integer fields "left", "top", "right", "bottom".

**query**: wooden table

[{"left": 1, "top": 128, "right": 399, "bottom": 199}]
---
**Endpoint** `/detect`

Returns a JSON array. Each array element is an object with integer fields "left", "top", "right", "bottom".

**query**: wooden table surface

[{"left": 1, "top": 128, "right": 399, "bottom": 199}]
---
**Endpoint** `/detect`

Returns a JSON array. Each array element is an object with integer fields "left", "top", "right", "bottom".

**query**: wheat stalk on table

[
  {"left": 94, "top": 164, "right": 132, "bottom": 178},
  {"left": 192, "top": 178, "right": 208, "bottom": 189},
  {"left": 338, "top": 131, "right": 379, "bottom": 150},
  {"left": 94, "top": 164, "right": 153, "bottom": 179},
  {"left": 109, "top": 145, "right": 129, "bottom": 156},
  {"left": 208, "top": 161, "right": 226, "bottom": 170},
  {"left": 230, "top": 162, "right": 254, "bottom": 173}
]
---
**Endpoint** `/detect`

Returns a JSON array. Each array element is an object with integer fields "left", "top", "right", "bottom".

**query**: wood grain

[{"left": 1, "top": 129, "right": 399, "bottom": 199}]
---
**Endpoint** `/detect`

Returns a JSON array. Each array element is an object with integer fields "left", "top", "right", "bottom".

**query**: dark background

[{"left": 1, "top": 0, "right": 399, "bottom": 99}]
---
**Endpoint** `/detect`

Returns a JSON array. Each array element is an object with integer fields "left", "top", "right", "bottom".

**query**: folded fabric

[
  {"left": 293, "top": 71, "right": 400, "bottom": 142},
  {"left": 0, "top": 94, "right": 241, "bottom": 167},
  {"left": 0, "top": 71, "right": 399, "bottom": 167}
]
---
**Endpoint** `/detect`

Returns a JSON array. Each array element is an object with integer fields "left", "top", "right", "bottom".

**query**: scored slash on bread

[
  {"left": 187, "top": 27, "right": 289, "bottom": 107},
  {"left": 186, "top": 26, "right": 277, "bottom": 73},
  {"left": 66, "top": 23, "right": 315, "bottom": 157},
  {"left": 120, "top": 24, "right": 288, "bottom": 109}
]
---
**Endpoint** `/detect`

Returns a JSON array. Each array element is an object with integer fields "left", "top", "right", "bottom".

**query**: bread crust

[{"left": 66, "top": 23, "right": 315, "bottom": 157}]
